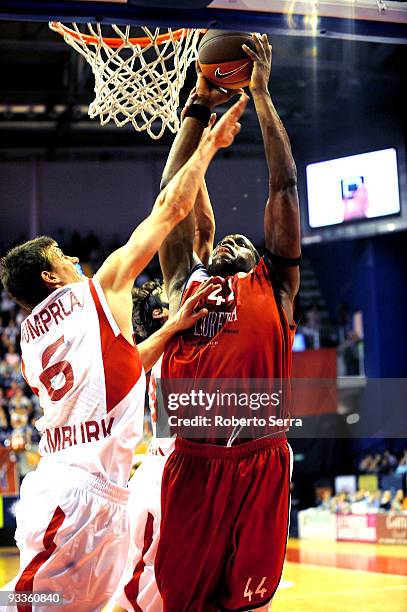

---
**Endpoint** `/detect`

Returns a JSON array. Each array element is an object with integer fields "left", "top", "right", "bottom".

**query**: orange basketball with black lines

[{"left": 198, "top": 30, "right": 255, "bottom": 90}]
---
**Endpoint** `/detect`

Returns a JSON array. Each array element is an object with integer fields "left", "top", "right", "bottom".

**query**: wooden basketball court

[
  {"left": 275, "top": 539, "right": 407, "bottom": 612},
  {"left": 1, "top": 538, "right": 406, "bottom": 611}
]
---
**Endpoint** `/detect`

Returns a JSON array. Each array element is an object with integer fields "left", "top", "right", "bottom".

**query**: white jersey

[
  {"left": 20, "top": 277, "right": 145, "bottom": 486},
  {"left": 147, "top": 356, "right": 175, "bottom": 457},
  {"left": 114, "top": 356, "right": 172, "bottom": 612}
]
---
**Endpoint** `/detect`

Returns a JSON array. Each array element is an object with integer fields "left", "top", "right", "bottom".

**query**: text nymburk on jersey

[{"left": 44, "top": 415, "right": 115, "bottom": 453}]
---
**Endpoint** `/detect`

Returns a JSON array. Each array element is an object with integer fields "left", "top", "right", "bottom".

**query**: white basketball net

[{"left": 49, "top": 23, "right": 202, "bottom": 139}]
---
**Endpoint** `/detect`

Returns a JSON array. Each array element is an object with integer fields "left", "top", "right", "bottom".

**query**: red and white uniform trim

[
  {"left": 1, "top": 278, "right": 147, "bottom": 610},
  {"left": 20, "top": 277, "right": 145, "bottom": 486}
]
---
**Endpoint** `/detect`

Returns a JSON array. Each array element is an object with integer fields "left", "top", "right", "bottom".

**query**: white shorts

[
  {"left": 115, "top": 452, "right": 169, "bottom": 612},
  {"left": 1, "top": 462, "right": 130, "bottom": 612}
]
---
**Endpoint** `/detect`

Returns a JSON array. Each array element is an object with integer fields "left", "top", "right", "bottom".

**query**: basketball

[{"left": 198, "top": 30, "right": 255, "bottom": 90}]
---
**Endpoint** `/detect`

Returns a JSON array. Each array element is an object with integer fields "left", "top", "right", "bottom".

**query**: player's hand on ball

[
  {"left": 204, "top": 93, "right": 248, "bottom": 149},
  {"left": 194, "top": 64, "right": 244, "bottom": 109},
  {"left": 242, "top": 33, "right": 272, "bottom": 92},
  {"left": 172, "top": 278, "right": 220, "bottom": 331},
  {"left": 180, "top": 84, "right": 220, "bottom": 125}
]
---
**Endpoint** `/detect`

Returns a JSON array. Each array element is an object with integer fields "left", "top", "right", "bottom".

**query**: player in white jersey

[
  {"left": 116, "top": 152, "right": 216, "bottom": 611},
  {"left": 0, "top": 94, "right": 248, "bottom": 612}
]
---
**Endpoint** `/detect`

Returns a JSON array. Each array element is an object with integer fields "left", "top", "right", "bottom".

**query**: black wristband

[
  {"left": 265, "top": 249, "right": 302, "bottom": 267},
  {"left": 183, "top": 103, "right": 211, "bottom": 126}
]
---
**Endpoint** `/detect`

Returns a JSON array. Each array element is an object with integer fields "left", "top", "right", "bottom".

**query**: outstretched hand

[
  {"left": 202, "top": 92, "right": 249, "bottom": 149},
  {"left": 243, "top": 33, "right": 272, "bottom": 92},
  {"left": 170, "top": 278, "right": 219, "bottom": 331},
  {"left": 182, "top": 64, "right": 243, "bottom": 118}
]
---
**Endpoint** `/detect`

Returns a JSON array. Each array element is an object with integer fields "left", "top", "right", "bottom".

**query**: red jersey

[{"left": 161, "top": 258, "right": 296, "bottom": 442}]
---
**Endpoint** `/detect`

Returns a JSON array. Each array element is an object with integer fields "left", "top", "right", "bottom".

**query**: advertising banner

[
  {"left": 336, "top": 513, "right": 377, "bottom": 542},
  {"left": 376, "top": 513, "right": 407, "bottom": 545},
  {"left": 298, "top": 509, "right": 337, "bottom": 540}
]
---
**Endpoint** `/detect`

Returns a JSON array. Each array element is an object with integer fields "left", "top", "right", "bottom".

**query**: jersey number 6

[{"left": 39, "top": 336, "right": 74, "bottom": 401}]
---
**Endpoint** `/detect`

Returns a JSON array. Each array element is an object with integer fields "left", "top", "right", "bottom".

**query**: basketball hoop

[{"left": 49, "top": 23, "right": 203, "bottom": 139}]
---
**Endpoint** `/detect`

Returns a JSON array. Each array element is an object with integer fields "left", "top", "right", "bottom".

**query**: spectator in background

[
  {"left": 367, "top": 490, "right": 382, "bottom": 512},
  {"left": 398, "top": 449, "right": 407, "bottom": 466},
  {"left": 0, "top": 402, "right": 9, "bottom": 429},
  {"left": 4, "top": 316, "right": 19, "bottom": 344},
  {"left": 358, "top": 451, "right": 399, "bottom": 475},
  {"left": 391, "top": 489, "right": 405, "bottom": 512},
  {"left": 336, "top": 301, "right": 351, "bottom": 344},
  {"left": 318, "top": 490, "right": 333, "bottom": 511},
  {"left": 9, "top": 362, "right": 25, "bottom": 386},
  {"left": 30, "top": 392, "right": 41, "bottom": 419},
  {"left": 300, "top": 303, "right": 322, "bottom": 349},
  {"left": 358, "top": 454, "right": 374, "bottom": 473},
  {"left": 334, "top": 492, "right": 351, "bottom": 514},
  {"left": 9, "top": 405, "right": 30, "bottom": 453},
  {"left": 306, "top": 303, "right": 322, "bottom": 329},
  {"left": 396, "top": 449, "right": 407, "bottom": 475},
  {"left": 350, "top": 490, "right": 369, "bottom": 514},
  {"left": 1, "top": 287, "right": 15, "bottom": 313},
  {"left": 379, "top": 490, "right": 392, "bottom": 512},
  {"left": 0, "top": 386, "right": 7, "bottom": 410},
  {"left": 0, "top": 333, "right": 10, "bottom": 358},
  {"left": 343, "top": 330, "right": 361, "bottom": 375},
  {"left": 0, "top": 362, "right": 7, "bottom": 388},
  {"left": 368, "top": 453, "right": 382, "bottom": 473},
  {"left": 15, "top": 308, "right": 25, "bottom": 327},
  {"left": 9, "top": 387, "right": 32, "bottom": 414},
  {"left": 4, "top": 345, "right": 20, "bottom": 368},
  {"left": 380, "top": 450, "right": 398, "bottom": 475},
  {"left": 6, "top": 380, "right": 19, "bottom": 400}
]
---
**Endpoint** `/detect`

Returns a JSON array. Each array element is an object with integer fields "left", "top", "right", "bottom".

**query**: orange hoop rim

[{"left": 49, "top": 22, "right": 203, "bottom": 49}]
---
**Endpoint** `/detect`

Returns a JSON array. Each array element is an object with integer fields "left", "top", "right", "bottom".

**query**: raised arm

[
  {"left": 160, "top": 74, "right": 241, "bottom": 314},
  {"left": 158, "top": 112, "right": 204, "bottom": 311},
  {"left": 140, "top": 175, "right": 215, "bottom": 370},
  {"left": 95, "top": 94, "right": 248, "bottom": 340},
  {"left": 244, "top": 35, "right": 301, "bottom": 308},
  {"left": 179, "top": 95, "right": 216, "bottom": 267},
  {"left": 193, "top": 179, "right": 215, "bottom": 267}
]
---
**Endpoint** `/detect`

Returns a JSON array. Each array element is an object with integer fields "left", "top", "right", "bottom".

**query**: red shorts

[{"left": 155, "top": 436, "right": 291, "bottom": 612}]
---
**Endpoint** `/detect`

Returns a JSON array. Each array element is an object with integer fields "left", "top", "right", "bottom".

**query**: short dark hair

[
  {"left": 132, "top": 279, "right": 168, "bottom": 342},
  {"left": 0, "top": 236, "right": 56, "bottom": 310}
]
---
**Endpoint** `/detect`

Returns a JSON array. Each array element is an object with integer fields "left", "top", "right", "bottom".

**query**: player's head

[
  {"left": 208, "top": 234, "right": 260, "bottom": 277},
  {"left": 0, "top": 236, "right": 83, "bottom": 312},
  {"left": 132, "top": 279, "right": 169, "bottom": 341}
]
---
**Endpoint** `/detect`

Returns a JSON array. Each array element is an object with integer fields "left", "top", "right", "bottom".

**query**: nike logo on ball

[{"left": 214, "top": 63, "right": 249, "bottom": 79}]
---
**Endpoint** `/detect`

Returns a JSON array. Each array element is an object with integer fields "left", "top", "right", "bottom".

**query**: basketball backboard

[{"left": 0, "top": 0, "right": 406, "bottom": 43}]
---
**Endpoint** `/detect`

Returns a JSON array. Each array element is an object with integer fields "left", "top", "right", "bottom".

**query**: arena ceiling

[{"left": 0, "top": 19, "right": 406, "bottom": 160}]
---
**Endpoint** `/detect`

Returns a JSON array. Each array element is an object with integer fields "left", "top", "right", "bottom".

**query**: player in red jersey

[
  {"left": 114, "top": 143, "right": 217, "bottom": 612},
  {"left": 0, "top": 97, "right": 247, "bottom": 611},
  {"left": 155, "top": 34, "right": 300, "bottom": 611}
]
